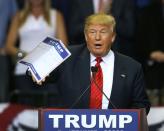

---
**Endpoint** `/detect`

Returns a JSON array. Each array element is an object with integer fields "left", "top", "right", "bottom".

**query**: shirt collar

[{"left": 90, "top": 50, "right": 114, "bottom": 64}]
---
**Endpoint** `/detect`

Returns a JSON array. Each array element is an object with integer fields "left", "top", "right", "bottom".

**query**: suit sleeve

[{"left": 131, "top": 64, "right": 151, "bottom": 114}]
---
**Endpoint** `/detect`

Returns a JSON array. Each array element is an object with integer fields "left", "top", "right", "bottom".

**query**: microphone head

[{"left": 91, "top": 66, "right": 98, "bottom": 73}]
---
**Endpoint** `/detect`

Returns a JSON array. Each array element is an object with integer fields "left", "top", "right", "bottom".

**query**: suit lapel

[
  {"left": 109, "top": 52, "right": 127, "bottom": 108},
  {"left": 74, "top": 47, "right": 91, "bottom": 108}
]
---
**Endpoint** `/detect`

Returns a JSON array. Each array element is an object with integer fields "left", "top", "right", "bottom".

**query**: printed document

[{"left": 19, "top": 37, "right": 71, "bottom": 82}]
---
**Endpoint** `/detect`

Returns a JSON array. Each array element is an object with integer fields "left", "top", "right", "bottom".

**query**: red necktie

[{"left": 90, "top": 57, "right": 103, "bottom": 109}]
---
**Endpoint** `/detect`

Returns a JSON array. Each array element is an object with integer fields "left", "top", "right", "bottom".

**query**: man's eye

[
  {"left": 100, "top": 30, "right": 107, "bottom": 33},
  {"left": 89, "top": 31, "right": 96, "bottom": 33}
]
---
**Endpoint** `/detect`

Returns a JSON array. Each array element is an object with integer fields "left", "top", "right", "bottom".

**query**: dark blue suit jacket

[{"left": 50, "top": 44, "right": 150, "bottom": 114}]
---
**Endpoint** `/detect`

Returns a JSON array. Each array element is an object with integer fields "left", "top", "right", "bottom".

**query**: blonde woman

[{"left": 5, "top": 0, "right": 68, "bottom": 105}]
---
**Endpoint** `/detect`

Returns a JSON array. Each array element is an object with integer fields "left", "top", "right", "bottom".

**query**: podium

[
  {"left": 140, "top": 108, "right": 149, "bottom": 131},
  {"left": 39, "top": 108, "right": 148, "bottom": 131}
]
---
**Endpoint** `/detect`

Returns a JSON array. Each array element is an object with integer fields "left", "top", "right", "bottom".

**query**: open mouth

[{"left": 95, "top": 44, "right": 102, "bottom": 49}]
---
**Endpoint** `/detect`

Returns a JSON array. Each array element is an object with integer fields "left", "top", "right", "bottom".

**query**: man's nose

[{"left": 95, "top": 32, "right": 101, "bottom": 40}]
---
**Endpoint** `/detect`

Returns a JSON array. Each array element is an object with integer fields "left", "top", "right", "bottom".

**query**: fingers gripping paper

[{"left": 19, "top": 37, "right": 71, "bottom": 82}]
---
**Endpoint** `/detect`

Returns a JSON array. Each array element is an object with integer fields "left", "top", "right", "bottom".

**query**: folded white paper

[{"left": 19, "top": 37, "right": 71, "bottom": 82}]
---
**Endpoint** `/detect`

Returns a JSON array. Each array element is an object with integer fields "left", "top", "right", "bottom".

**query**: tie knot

[{"left": 96, "top": 57, "right": 102, "bottom": 64}]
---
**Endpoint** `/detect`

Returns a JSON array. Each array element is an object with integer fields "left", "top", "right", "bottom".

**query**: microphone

[
  {"left": 90, "top": 66, "right": 98, "bottom": 80},
  {"left": 91, "top": 66, "right": 98, "bottom": 73},
  {"left": 91, "top": 66, "right": 117, "bottom": 109}
]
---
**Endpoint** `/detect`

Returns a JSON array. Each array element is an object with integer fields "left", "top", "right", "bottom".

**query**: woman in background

[{"left": 6, "top": 0, "right": 67, "bottom": 106}]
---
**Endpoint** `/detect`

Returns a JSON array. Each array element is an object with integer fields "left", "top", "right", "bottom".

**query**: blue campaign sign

[
  {"left": 43, "top": 37, "right": 69, "bottom": 59},
  {"left": 39, "top": 109, "right": 139, "bottom": 131}
]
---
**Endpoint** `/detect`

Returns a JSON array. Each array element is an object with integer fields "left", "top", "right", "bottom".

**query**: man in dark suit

[
  {"left": 67, "top": 0, "right": 137, "bottom": 58},
  {"left": 35, "top": 14, "right": 150, "bottom": 114}
]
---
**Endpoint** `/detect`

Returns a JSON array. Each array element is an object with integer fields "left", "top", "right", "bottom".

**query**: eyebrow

[
  {"left": 88, "top": 28, "right": 109, "bottom": 31},
  {"left": 88, "top": 28, "right": 112, "bottom": 33}
]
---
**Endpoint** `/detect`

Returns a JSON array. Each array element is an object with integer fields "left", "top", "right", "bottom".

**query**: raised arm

[
  {"left": 56, "top": 10, "right": 68, "bottom": 45},
  {"left": 5, "top": 12, "right": 20, "bottom": 56}
]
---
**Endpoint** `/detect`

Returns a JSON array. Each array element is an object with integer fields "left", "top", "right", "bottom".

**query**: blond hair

[
  {"left": 84, "top": 13, "right": 116, "bottom": 33},
  {"left": 19, "top": 0, "right": 51, "bottom": 27}
]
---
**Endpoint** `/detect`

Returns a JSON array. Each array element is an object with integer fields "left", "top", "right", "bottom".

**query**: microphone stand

[{"left": 69, "top": 67, "right": 97, "bottom": 109}]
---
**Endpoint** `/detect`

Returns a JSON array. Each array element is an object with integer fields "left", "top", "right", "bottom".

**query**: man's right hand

[
  {"left": 32, "top": 75, "right": 46, "bottom": 86},
  {"left": 27, "top": 69, "right": 47, "bottom": 85}
]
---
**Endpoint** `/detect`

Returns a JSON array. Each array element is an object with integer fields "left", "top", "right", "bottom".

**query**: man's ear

[
  {"left": 84, "top": 33, "right": 88, "bottom": 41},
  {"left": 111, "top": 33, "right": 116, "bottom": 42},
  {"left": 111, "top": 37, "right": 115, "bottom": 42}
]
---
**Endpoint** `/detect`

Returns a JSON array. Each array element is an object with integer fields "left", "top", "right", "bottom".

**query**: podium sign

[{"left": 39, "top": 109, "right": 147, "bottom": 131}]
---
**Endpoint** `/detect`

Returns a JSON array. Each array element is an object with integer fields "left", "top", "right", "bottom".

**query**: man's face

[{"left": 85, "top": 24, "right": 115, "bottom": 57}]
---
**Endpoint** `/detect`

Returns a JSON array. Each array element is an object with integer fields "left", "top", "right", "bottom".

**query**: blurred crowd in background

[{"left": 0, "top": 0, "right": 164, "bottom": 108}]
